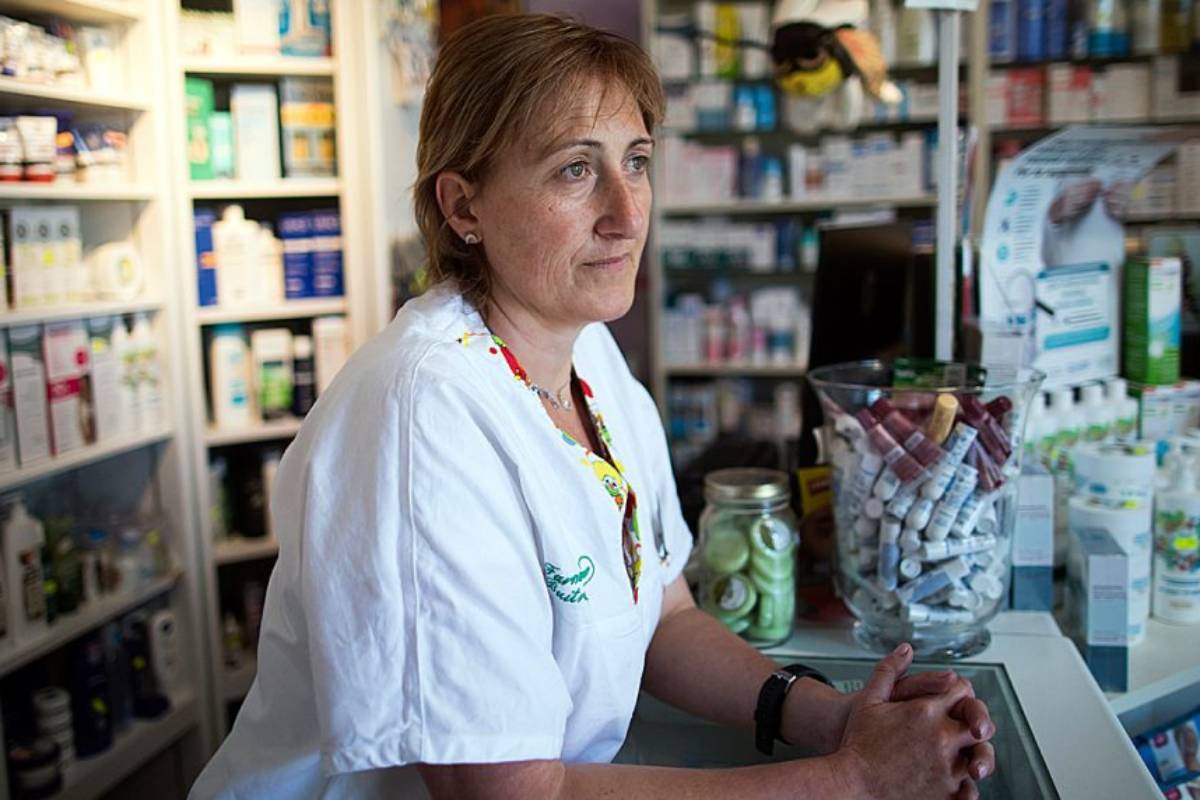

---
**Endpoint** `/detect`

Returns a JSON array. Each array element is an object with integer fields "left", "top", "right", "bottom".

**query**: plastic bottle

[
  {"left": 209, "top": 325, "right": 254, "bottom": 429},
  {"left": 112, "top": 319, "right": 137, "bottom": 434},
  {"left": 1080, "top": 383, "right": 1111, "bottom": 443},
  {"left": 213, "top": 205, "right": 260, "bottom": 307},
  {"left": 131, "top": 313, "right": 162, "bottom": 432},
  {"left": 1052, "top": 388, "right": 1085, "bottom": 473},
  {"left": 1024, "top": 391, "right": 1047, "bottom": 464},
  {"left": 291, "top": 335, "right": 316, "bottom": 417},
  {"left": 5, "top": 499, "right": 47, "bottom": 643},
  {"left": 1106, "top": 377, "right": 1139, "bottom": 440}
]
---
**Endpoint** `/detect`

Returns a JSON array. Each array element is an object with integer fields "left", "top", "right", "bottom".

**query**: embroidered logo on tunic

[{"left": 544, "top": 555, "right": 596, "bottom": 604}]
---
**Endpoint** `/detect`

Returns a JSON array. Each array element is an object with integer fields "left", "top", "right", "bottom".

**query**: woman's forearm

[{"left": 641, "top": 595, "right": 847, "bottom": 755}]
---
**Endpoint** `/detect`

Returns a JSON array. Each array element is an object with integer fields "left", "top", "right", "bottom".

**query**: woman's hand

[{"left": 832, "top": 644, "right": 995, "bottom": 800}]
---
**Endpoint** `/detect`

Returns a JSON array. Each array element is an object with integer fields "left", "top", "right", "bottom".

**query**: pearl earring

[{"left": 463, "top": 232, "right": 480, "bottom": 245}]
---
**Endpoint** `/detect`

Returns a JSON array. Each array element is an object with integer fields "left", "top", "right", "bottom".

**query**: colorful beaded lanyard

[{"left": 458, "top": 330, "right": 645, "bottom": 603}]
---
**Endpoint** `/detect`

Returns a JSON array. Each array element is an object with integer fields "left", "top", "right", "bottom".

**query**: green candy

[
  {"left": 748, "top": 516, "right": 796, "bottom": 557},
  {"left": 749, "top": 548, "right": 795, "bottom": 579},
  {"left": 725, "top": 614, "right": 752, "bottom": 635},
  {"left": 745, "top": 622, "right": 792, "bottom": 643},
  {"left": 754, "top": 584, "right": 796, "bottom": 631},
  {"left": 702, "top": 573, "right": 757, "bottom": 620},
  {"left": 750, "top": 562, "right": 793, "bottom": 594},
  {"left": 702, "top": 525, "right": 751, "bottom": 575}
]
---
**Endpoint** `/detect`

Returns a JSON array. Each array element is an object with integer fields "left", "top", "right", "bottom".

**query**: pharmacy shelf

[
  {"left": 1107, "top": 619, "right": 1200, "bottom": 717},
  {"left": 214, "top": 537, "right": 280, "bottom": 565},
  {"left": 188, "top": 178, "right": 342, "bottom": 200},
  {"left": 0, "top": 0, "right": 139, "bottom": 24},
  {"left": 664, "top": 363, "right": 807, "bottom": 378},
  {"left": 0, "top": 570, "right": 181, "bottom": 679},
  {"left": 0, "top": 427, "right": 173, "bottom": 492},
  {"left": 0, "top": 183, "right": 154, "bottom": 202},
  {"left": 0, "top": 77, "right": 148, "bottom": 113},
  {"left": 196, "top": 298, "right": 346, "bottom": 325},
  {"left": 59, "top": 689, "right": 199, "bottom": 800},
  {"left": 205, "top": 418, "right": 303, "bottom": 447},
  {"left": 220, "top": 655, "right": 258, "bottom": 703},
  {"left": 659, "top": 195, "right": 936, "bottom": 216},
  {"left": 0, "top": 298, "right": 163, "bottom": 328},
  {"left": 1124, "top": 209, "right": 1200, "bottom": 223},
  {"left": 182, "top": 56, "right": 336, "bottom": 78}
]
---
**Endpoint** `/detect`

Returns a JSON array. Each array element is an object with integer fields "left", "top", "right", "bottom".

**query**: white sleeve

[{"left": 299, "top": 356, "right": 572, "bottom": 775}]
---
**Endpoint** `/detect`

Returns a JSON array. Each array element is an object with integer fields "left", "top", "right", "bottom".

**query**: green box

[
  {"left": 185, "top": 77, "right": 215, "bottom": 181},
  {"left": 208, "top": 112, "right": 235, "bottom": 179},
  {"left": 1123, "top": 256, "right": 1182, "bottom": 386}
]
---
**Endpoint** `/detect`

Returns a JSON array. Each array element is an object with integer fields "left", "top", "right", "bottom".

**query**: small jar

[{"left": 696, "top": 468, "right": 798, "bottom": 646}]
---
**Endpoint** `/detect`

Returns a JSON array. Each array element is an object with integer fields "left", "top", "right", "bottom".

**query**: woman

[{"left": 190, "top": 14, "right": 995, "bottom": 800}]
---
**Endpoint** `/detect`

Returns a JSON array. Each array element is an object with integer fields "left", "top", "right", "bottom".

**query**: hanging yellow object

[
  {"left": 776, "top": 57, "right": 844, "bottom": 97},
  {"left": 714, "top": 4, "right": 741, "bottom": 79}
]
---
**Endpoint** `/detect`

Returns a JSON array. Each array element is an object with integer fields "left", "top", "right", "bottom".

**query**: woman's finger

[
  {"left": 890, "top": 670, "right": 956, "bottom": 701},
  {"left": 953, "top": 778, "right": 980, "bottom": 800},
  {"left": 967, "top": 741, "right": 996, "bottom": 782},
  {"left": 951, "top": 696, "right": 994, "bottom": 740}
]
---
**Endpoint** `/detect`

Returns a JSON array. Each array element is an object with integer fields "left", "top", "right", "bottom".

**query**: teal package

[
  {"left": 1124, "top": 256, "right": 1182, "bottom": 386},
  {"left": 280, "top": 0, "right": 331, "bottom": 57}
]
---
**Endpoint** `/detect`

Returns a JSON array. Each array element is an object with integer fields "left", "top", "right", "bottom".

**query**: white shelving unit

[
  {"left": 162, "top": 0, "right": 388, "bottom": 746},
  {"left": 658, "top": 194, "right": 937, "bottom": 217},
  {"left": 0, "top": 0, "right": 210, "bottom": 795}
]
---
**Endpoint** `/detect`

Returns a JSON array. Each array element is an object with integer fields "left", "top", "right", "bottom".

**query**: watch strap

[{"left": 754, "top": 663, "right": 835, "bottom": 756}]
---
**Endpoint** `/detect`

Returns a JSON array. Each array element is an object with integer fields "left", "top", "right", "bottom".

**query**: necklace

[{"left": 530, "top": 376, "right": 574, "bottom": 411}]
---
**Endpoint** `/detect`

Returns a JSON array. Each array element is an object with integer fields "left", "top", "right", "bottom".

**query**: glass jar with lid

[{"left": 695, "top": 468, "right": 799, "bottom": 647}]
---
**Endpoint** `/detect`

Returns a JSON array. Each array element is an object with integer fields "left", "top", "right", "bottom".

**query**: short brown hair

[{"left": 414, "top": 13, "right": 665, "bottom": 314}]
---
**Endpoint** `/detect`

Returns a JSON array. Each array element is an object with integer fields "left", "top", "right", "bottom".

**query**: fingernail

[
  {"left": 975, "top": 763, "right": 989, "bottom": 780},
  {"left": 894, "top": 643, "right": 911, "bottom": 657}
]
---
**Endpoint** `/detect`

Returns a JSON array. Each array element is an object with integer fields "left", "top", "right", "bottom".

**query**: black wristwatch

[{"left": 754, "top": 663, "right": 835, "bottom": 756}]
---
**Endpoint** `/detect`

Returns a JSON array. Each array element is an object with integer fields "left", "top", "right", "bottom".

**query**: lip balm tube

[
  {"left": 967, "top": 569, "right": 1005, "bottom": 601},
  {"left": 950, "top": 491, "right": 991, "bottom": 538},
  {"left": 863, "top": 497, "right": 885, "bottom": 519},
  {"left": 899, "top": 527, "right": 922, "bottom": 555},
  {"left": 903, "top": 603, "right": 975, "bottom": 625},
  {"left": 835, "top": 412, "right": 867, "bottom": 446},
  {"left": 870, "top": 398, "right": 944, "bottom": 467},
  {"left": 960, "top": 395, "right": 1012, "bottom": 463},
  {"left": 858, "top": 547, "right": 880, "bottom": 573},
  {"left": 899, "top": 557, "right": 923, "bottom": 580},
  {"left": 873, "top": 467, "right": 902, "bottom": 500},
  {"left": 976, "top": 502, "right": 999, "bottom": 536},
  {"left": 877, "top": 518, "right": 901, "bottom": 590},
  {"left": 906, "top": 497, "right": 935, "bottom": 531},
  {"left": 895, "top": 557, "right": 972, "bottom": 605},
  {"left": 854, "top": 515, "right": 878, "bottom": 543},
  {"left": 918, "top": 533, "right": 997, "bottom": 561},
  {"left": 848, "top": 451, "right": 885, "bottom": 510},
  {"left": 846, "top": 570, "right": 898, "bottom": 610},
  {"left": 920, "top": 423, "right": 980, "bottom": 500},
  {"left": 885, "top": 478, "right": 922, "bottom": 517},
  {"left": 925, "top": 394, "right": 959, "bottom": 443},
  {"left": 948, "top": 585, "right": 984, "bottom": 611},
  {"left": 968, "top": 442, "right": 1004, "bottom": 492},
  {"left": 924, "top": 464, "right": 978, "bottom": 541},
  {"left": 856, "top": 410, "right": 924, "bottom": 483}
]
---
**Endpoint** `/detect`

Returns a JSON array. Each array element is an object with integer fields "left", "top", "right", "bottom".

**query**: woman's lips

[{"left": 582, "top": 255, "right": 628, "bottom": 269}]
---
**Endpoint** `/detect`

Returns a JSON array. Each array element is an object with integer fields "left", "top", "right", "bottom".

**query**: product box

[
  {"left": 235, "top": 0, "right": 281, "bottom": 55},
  {"left": 1176, "top": 141, "right": 1200, "bottom": 216},
  {"left": 652, "top": 29, "right": 694, "bottom": 83},
  {"left": 312, "top": 314, "right": 348, "bottom": 394},
  {"left": 989, "top": 0, "right": 1017, "bottom": 61},
  {"left": 1069, "top": 527, "right": 1129, "bottom": 692},
  {"left": 1047, "top": 65, "right": 1092, "bottom": 125},
  {"left": 86, "top": 316, "right": 123, "bottom": 443},
  {"left": 43, "top": 320, "right": 91, "bottom": 454},
  {"left": 1006, "top": 68, "right": 1045, "bottom": 128},
  {"left": 1145, "top": 226, "right": 1200, "bottom": 335},
  {"left": 279, "top": 211, "right": 313, "bottom": 299},
  {"left": 52, "top": 206, "right": 84, "bottom": 304},
  {"left": 185, "top": 77, "right": 215, "bottom": 181},
  {"left": 1045, "top": 0, "right": 1069, "bottom": 59},
  {"left": 309, "top": 209, "right": 343, "bottom": 297},
  {"left": 8, "top": 208, "right": 40, "bottom": 309},
  {"left": 1011, "top": 462, "right": 1054, "bottom": 611},
  {"left": 1093, "top": 64, "right": 1152, "bottom": 122},
  {"left": 209, "top": 112, "right": 235, "bottom": 179},
  {"left": 194, "top": 208, "right": 218, "bottom": 307},
  {"left": 1016, "top": 0, "right": 1045, "bottom": 61},
  {"left": 8, "top": 324, "right": 50, "bottom": 466},
  {"left": 279, "top": 78, "right": 336, "bottom": 177},
  {"left": 0, "top": 330, "right": 14, "bottom": 473},
  {"left": 1131, "top": 379, "right": 1200, "bottom": 447},
  {"left": 1124, "top": 256, "right": 1182, "bottom": 386},
  {"left": 279, "top": 0, "right": 331, "bottom": 57},
  {"left": 231, "top": 83, "right": 281, "bottom": 182}
]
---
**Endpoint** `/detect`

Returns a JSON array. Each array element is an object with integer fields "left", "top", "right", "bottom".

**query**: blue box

[
  {"left": 310, "top": 208, "right": 343, "bottom": 297},
  {"left": 1017, "top": 0, "right": 1046, "bottom": 62},
  {"left": 989, "top": 0, "right": 1018, "bottom": 62},
  {"left": 279, "top": 0, "right": 331, "bottom": 57},
  {"left": 1071, "top": 528, "right": 1129, "bottom": 693},
  {"left": 1011, "top": 464, "right": 1055, "bottom": 611},
  {"left": 1045, "top": 0, "right": 1069, "bottom": 59},
  {"left": 194, "top": 208, "right": 218, "bottom": 307},
  {"left": 279, "top": 211, "right": 313, "bottom": 299}
]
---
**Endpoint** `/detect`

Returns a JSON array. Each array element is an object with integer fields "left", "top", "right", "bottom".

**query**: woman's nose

[{"left": 595, "top": 177, "right": 644, "bottom": 239}]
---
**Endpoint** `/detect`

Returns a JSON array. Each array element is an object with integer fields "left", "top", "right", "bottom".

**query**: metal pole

[{"left": 935, "top": 9, "right": 961, "bottom": 361}]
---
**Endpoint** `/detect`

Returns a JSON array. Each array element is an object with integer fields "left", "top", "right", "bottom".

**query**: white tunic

[{"left": 189, "top": 286, "right": 694, "bottom": 799}]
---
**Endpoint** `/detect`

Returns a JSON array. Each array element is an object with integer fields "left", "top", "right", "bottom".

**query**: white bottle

[
  {"left": 209, "top": 325, "right": 255, "bottom": 429},
  {"left": 131, "top": 313, "right": 162, "bottom": 432},
  {"left": 257, "top": 224, "right": 284, "bottom": 305},
  {"left": 213, "top": 205, "right": 260, "bottom": 308},
  {"left": 4, "top": 500, "right": 47, "bottom": 644},
  {"left": 312, "top": 315, "right": 349, "bottom": 394},
  {"left": 112, "top": 318, "right": 138, "bottom": 435},
  {"left": 1080, "top": 383, "right": 1110, "bottom": 443},
  {"left": 1051, "top": 388, "right": 1085, "bottom": 473},
  {"left": 1024, "top": 391, "right": 1047, "bottom": 464},
  {"left": 1106, "top": 377, "right": 1139, "bottom": 441}
]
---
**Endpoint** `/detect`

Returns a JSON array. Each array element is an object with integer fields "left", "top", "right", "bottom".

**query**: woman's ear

[{"left": 435, "top": 172, "right": 480, "bottom": 240}]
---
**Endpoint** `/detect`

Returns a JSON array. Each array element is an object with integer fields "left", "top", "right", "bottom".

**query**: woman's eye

[
  {"left": 628, "top": 155, "right": 650, "bottom": 173},
  {"left": 563, "top": 161, "right": 588, "bottom": 180}
]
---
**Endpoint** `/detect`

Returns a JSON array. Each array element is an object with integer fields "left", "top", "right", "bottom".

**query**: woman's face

[{"left": 471, "top": 82, "right": 653, "bottom": 330}]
